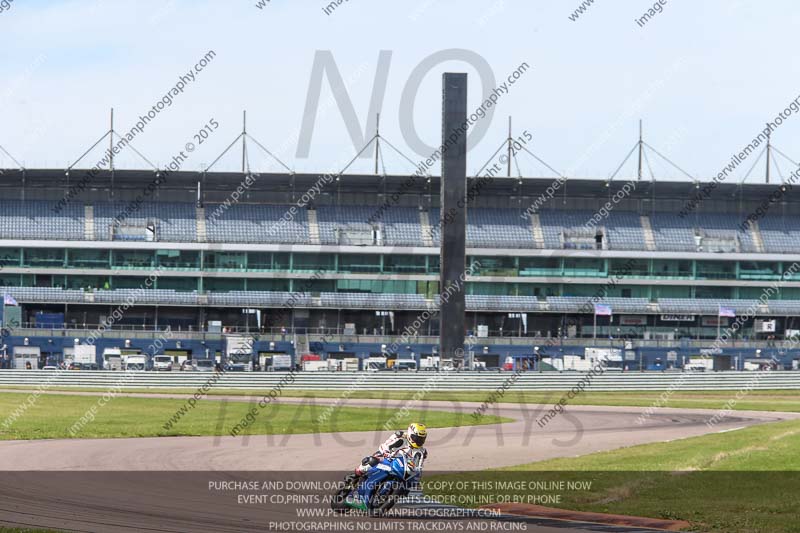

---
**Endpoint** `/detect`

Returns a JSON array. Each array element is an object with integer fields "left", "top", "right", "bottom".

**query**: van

[{"left": 153, "top": 355, "right": 173, "bottom": 371}]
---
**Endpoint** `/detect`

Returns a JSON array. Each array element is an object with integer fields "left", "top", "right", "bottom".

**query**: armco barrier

[{"left": 0, "top": 370, "right": 798, "bottom": 391}]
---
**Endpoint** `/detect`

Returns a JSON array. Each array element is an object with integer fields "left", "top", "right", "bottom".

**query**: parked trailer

[
  {"left": 73, "top": 345, "right": 97, "bottom": 366},
  {"left": 303, "top": 360, "right": 329, "bottom": 372},
  {"left": 271, "top": 354, "right": 292, "bottom": 371}
]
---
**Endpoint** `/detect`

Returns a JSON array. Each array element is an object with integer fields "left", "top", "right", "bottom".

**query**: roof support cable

[
  {"left": 739, "top": 144, "right": 767, "bottom": 185},
  {"left": 474, "top": 140, "right": 508, "bottom": 177},
  {"left": 517, "top": 144, "right": 564, "bottom": 178},
  {"left": 642, "top": 142, "right": 695, "bottom": 181}
]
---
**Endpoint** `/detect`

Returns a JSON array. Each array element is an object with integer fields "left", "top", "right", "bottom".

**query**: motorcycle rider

[{"left": 348, "top": 422, "right": 428, "bottom": 482}]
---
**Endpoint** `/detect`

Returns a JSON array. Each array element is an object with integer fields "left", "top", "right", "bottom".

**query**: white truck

[
  {"left": 271, "top": 354, "right": 292, "bottom": 371},
  {"left": 394, "top": 358, "right": 417, "bottom": 371},
  {"left": 225, "top": 335, "right": 254, "bottom": 371},
  {"left": 124, "top": 354, "right": 147, "bottom": 371},
  {"left": 153, "top": 355, "right": 173, "bottom": 371},
  {"left": 303, "top": 360, "right": 329, "bottom": 372},
  {"left": 364, "top": 356, "right": 387, "bottom": 372},
  {"left": 74, "top": 345, "right": 96, "bottom": 366},
  {"left": 102, "top": 348, "right": 123, "bottom": 370}
]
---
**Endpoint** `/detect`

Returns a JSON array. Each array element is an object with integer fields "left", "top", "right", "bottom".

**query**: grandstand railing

[
  {"left": 5, "top": 325, "right": 795, "bottom": 350},
  {"left": 0, "top": 369, "right": 799, "bottom": 391}
]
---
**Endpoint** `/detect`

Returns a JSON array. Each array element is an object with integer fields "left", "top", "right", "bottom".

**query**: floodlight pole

[
  {"left": 637, "top": 119, "right": 643, "bottom": 181},
  {"left": 242, "top": 111, "right": 247, "bottom": 173},
  {"left": 110, "top": 108, "right": 115, "bottom": 197},
  {"left": 765, "top": 125, "right": 771, "bottom": 184},
  {"left": 374, "top": 113, "right": 380, "bottom": 175},
  {"left": 109, "top": 108, "right": 115, "bottom": 172},
  {"left": 507, "top": 116, "right": 512, "bottom": 177}
]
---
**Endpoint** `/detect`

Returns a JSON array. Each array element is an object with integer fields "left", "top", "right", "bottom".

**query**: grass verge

[
  {"left": 0, "top": 392, "right": 508, "bottom": 440},
  {"left": 427, "top": 419, "right": 800, "bottom": 533},
  {"left": 2, "top": 387, "right": 798, "bottom": 412}
]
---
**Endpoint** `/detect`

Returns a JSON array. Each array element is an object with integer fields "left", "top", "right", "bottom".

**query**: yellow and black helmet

[{"left": 407, "top": 423, "right": 427, "bottom": 448}]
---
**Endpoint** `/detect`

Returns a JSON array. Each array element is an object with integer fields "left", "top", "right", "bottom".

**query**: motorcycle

[{"left": 331, "top": 450, "right": 424, "bottom": 517}]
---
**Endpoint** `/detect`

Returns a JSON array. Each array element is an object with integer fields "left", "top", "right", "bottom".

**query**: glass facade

[{"left": 0, "top": 246, "right": 796, "bottom": 298}]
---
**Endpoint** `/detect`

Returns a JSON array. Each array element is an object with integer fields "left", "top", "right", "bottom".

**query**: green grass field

[
  {"left": 427, "top": 419, "right": 800, "bottom": 533},
  {"left": 4, "top": 387, "right": 798, "bottom": 412},
  {"left": 0, "top": 392, "right": 508, "bottom": 440}
]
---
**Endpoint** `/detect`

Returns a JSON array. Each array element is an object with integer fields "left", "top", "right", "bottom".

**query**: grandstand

[{"left": 1, "top": 168, "right": 800, "bottom": 371}]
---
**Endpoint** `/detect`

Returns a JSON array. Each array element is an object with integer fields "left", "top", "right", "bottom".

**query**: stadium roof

[{"left": 0, "top": 168, "right": 795, "bottom": 205}]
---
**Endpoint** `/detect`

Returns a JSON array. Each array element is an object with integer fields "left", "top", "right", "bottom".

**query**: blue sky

[{"left": 0, "top": 0, "right": 798, "bottom": 182}]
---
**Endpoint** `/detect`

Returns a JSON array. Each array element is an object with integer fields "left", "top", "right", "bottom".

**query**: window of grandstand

[
  {"left": 338, "top": 254, "right": 381, "bottom": 273},
  {"left": 695, "top": 230, "right": 740, "bottom": 253},
  {"left": 334, "top": 224, "right": 380, "bottom": 245},
  {"left": 561, "top": 228, "right": 602, "bottom": 250},
  {"left": 110, "top": 221, "right": 156, "bottom": 241},
  {"left": 519, "top": 257, "right": 560, "bottom": 277},
  {"left": 383, "top": 254, "right": 427, "bottom": 274}
]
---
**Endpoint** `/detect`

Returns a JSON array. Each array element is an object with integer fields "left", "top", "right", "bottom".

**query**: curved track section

[{"left": 0, "top": 394, "right": 795, "bottom": 532}]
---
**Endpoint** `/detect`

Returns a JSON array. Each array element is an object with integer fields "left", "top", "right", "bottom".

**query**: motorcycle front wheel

[
  {"left": 368, "top": 480, "right": 401, "bottom": 518},
  {"left": 331, "top": 477, "right": 357, "bottom": 513}
]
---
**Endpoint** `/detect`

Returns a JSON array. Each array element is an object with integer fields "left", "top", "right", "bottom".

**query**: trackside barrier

[{"left": 0, "top": 370, "right": 798, "bottom": 391}]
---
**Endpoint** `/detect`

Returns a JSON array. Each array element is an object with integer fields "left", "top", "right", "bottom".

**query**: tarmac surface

[{"left": 1, "top": 391, "right": 796, "bottom": 532}]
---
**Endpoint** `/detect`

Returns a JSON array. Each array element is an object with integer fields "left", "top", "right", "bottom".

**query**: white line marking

[{"left": 716, "top": 427, "right": 745, "bottom": 434}]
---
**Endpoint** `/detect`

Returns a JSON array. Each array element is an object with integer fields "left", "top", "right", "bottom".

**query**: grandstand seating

[
  {"left": 465, "top": 294, "right": 542, "bottom": 311},
  {"left": 320, "top": 292, "right": 426, "bottom": 309},
  {"left": 4, "top": 287, "right": 85, "bottom": 303},
  {"left": 538, "top": 209, "right": 646, "bottom": 250},
  {"left": 757, "top": 214, "right": 800, "bottom": 254},
  {"left": 547, "top": 296, "right": 651, "bottom": 313},
  {"left": 650, "top": 213, "right": 757, "bottom": 253},
  {"left": 205, "top": 204, "right": 309, "bottom": 244},
  {"left": 316, "top": 206, "right": 376, "bottom": 245},
  {"left": 208, "top": 291, "right": 311, "bottom": 307},
  {"left": 94, "top": 289, "right": 199, "bottom": 305},
  {"left": 8, "top": 284, "right": 800, "bottom": 317},
  {"left": 429, "top": 207, "right": 535, "bottom": 248},
  {"left": 0, "top": 200, "right": 796, "bottom": 255},
  {"left": 0, "top": 200, "right": 83, "bottom": 240},
  {"left": 94, "top": 202, "right": 195, "bottom": 242},
  {"left": 657, "top": 298, "right": 762, "bottom": 315}
]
